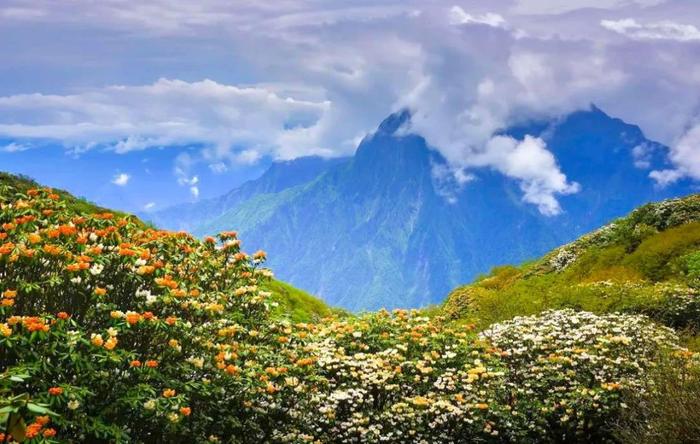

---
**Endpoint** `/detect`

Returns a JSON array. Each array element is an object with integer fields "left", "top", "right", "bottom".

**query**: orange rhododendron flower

[
  {"left": 91, "top": 334, "right": 104, "bottom": 347},
  {"left": 25, "top": 423, "right": 42, "bottom": 439},
  {"left": 179, "top": 407, "right": 191, "bottom": 416},
  {"left": 130, "top": 360, "right": 142, "bottom": 367},
  {"left": 3, "top": 289, "right": 17, "bottom": 299},
  {"left": 43, "top": 428, "right": 57, "bottom": 438},
  {"left": 57, "top": 312, "right": 70, "bottom": 320},
  {"left": 125, "top": 312, "right": 141, "bottom": 325},
  {"left": 48, "top": 387, "right": 63, "bottom": 396},
  {"left": 94, "top": 287, "right": 107, "bottom": 296},
  {"left": 58, "top": 225, "right": 77, "bottom": 236},
  {"left": 23, "top": 317, "right": 49, "bottom": 332},
  {"left": 145, "top": 360, "right": 159, "bottom": 368},
  {"left": 162, "top": 389, "right": 176, "bottom": 398},
  {"left": 36, "top": 415, "right": 50, "bottom": 426},
  {"left": 165, "top": 316, "right": 177, "bottom": 326},
  {"left": 43, "top": 244, "right": 61, "bottom": 255},
  {"left": 0, "top": 242, "right": 14, "bottom": 255},
  {"left": 104, "top": 337, "right": 118, "bottom": 350}
]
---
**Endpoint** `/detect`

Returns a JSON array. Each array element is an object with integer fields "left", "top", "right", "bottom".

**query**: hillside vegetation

[
  {"left": 0, "top": 173, "right": 333, "bottom": 324},
  {"left": 443, "top": 194, "right": 700, "bottom": 341},
  {"left": 0, "top": 175, "right": 698, "bottom": 443}
]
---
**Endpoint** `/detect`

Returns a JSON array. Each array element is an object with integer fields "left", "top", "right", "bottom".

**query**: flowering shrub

[
  {"left": 0, "top": 185, "right": 300, "bottom": 442},
  {"left": 481, "top": 310, "right": 682, "bottom": 442},
  {"left": 0, "top": 183, "right": 694, "bottom": 443}
]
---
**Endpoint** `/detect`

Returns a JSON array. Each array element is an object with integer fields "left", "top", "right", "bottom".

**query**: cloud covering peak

[{"left": 0, "top": 0, "right": 699, "bottom": 213}]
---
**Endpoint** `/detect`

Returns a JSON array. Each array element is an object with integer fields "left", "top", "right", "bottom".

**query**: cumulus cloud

[
  {"left": 478, "top": 136, "right": 580, "bottom": 215},
  {"left": 601, "top": 18, "right": 700, "bottom": 41},
  {"left": 651, "top": 123, "right": 700, "bottom": 185},
  {"left": 112, "top": 173, "right": 130, "bottom": 186}
]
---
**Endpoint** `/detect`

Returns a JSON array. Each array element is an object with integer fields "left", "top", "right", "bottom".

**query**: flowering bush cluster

[
  {"left": 0, "top": 185, "right": 298, "bottom": 442},
  {"left": 0, "top": 184, "right": 694, "bottom": 443},
  {"left": 542, "top": 194, "right": 700, "bottom": 273},
  {"left": 481, "top": 309, "right": 686, "bottom": 442}
]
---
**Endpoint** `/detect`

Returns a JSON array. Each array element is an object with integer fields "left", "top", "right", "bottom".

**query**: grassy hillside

[
  {"left": 262, "top": 279, "right": 342, "bottom": 322},
  {"left": 0, "top": 172, "right": 333, "bottom": 322},
  {"left": 443, "top": 194, "right": 700, "bottom": 345}
]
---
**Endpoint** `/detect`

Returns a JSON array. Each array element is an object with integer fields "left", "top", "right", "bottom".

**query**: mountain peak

[{"left": 376, "top": 109, "right": 412, "bottom": 135}]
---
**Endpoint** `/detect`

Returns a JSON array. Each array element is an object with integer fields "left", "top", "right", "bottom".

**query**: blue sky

[{"left": 1, "top": 0, "right": 700, "bottom": 214}]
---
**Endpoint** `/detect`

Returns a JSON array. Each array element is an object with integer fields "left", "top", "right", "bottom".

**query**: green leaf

[{"left": 26, "top": 402, "right": 50, "bottom": 414}]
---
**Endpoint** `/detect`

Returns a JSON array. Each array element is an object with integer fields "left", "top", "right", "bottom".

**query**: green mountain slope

[
  {"left": 0, "top": 171, "right": 333, "bottom": 321},
  {"left": 443, "top": 194, "right": 700, "bottom": 340}
]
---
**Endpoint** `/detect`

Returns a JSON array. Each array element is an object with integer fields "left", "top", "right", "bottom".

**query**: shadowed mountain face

[{"left": 152, "top": 106, "right": 696, "bottom": 311}]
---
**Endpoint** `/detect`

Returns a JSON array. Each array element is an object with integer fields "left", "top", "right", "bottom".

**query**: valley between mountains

[{"left": 146, "top": 106, "right": 695, "bottom": 311}]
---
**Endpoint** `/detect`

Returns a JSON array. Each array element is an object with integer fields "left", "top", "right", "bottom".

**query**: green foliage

[
  {"left": 443, "top": 194, "right": 700, "bottom": 334},
  {"left": 615, "top": 353, "right": 700, "bottom": 444},
  {"left": 262, "top": 279, "right": 342, "bottom": 322},
  {"left": 684, "top": 251, "right": 700, "bottom": 283},
  {"left": 0, "top": 172, "right": 132, "bottom": 221}
]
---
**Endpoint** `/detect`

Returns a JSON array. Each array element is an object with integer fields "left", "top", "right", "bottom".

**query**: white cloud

[
  {"left": 0, "top": 78, "right": 332, "bottom": 160},
  {"left": 601, "top": 18, "right": 700, "bottom": 41},
  {"left": 649, "top": 168, "right": 684, "bottom": 186},
  {"left": 209, "top": 162, "right": 228, "bottom": 173},
  {"left": 112, "top": 173, "right": 130, "bottom": 186},
  {"left": 632, "top": 143, "right": 653, "bottom": 169},
  {"left": 143, "top": 202, "right": 156, "bottom": 211},
  {"left": 449, "top": 7, "right": 506, "bottom": 28},
  {"left": 174, "top": 152, "right": 203, "bottom": 199},
  {"left": 2, "top": 1, "right": 700, "bottom": 212},
  {"left": 1, "top": 142, "right": 30, "bottom": 152},
  {"left": 651, "top": 123, "right": 700, "bottom": 185},
  {"left": 478, "top": 136, "right": 580, "bottom": 215}
]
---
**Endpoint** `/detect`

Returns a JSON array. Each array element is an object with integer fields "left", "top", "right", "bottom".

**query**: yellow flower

[
  {"left": 104, "top": 337, "right": 118, "bottom": 350},
  {"left": 90, "top": 334, "right": 104, "bottom": 347},
  {"left": 411, "top": 396, "right": 431, "bottom": 407},
  {"left": 0, "top": 323, "right": 11, "bottom": 337}
]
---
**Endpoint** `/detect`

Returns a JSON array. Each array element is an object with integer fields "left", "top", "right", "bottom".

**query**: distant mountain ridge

[
  {"left": 143, "top": 155, "right": 348, "bottom": 232},
  {"left": 151, "top": 106, "right": 696, "bottom": 310}
]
